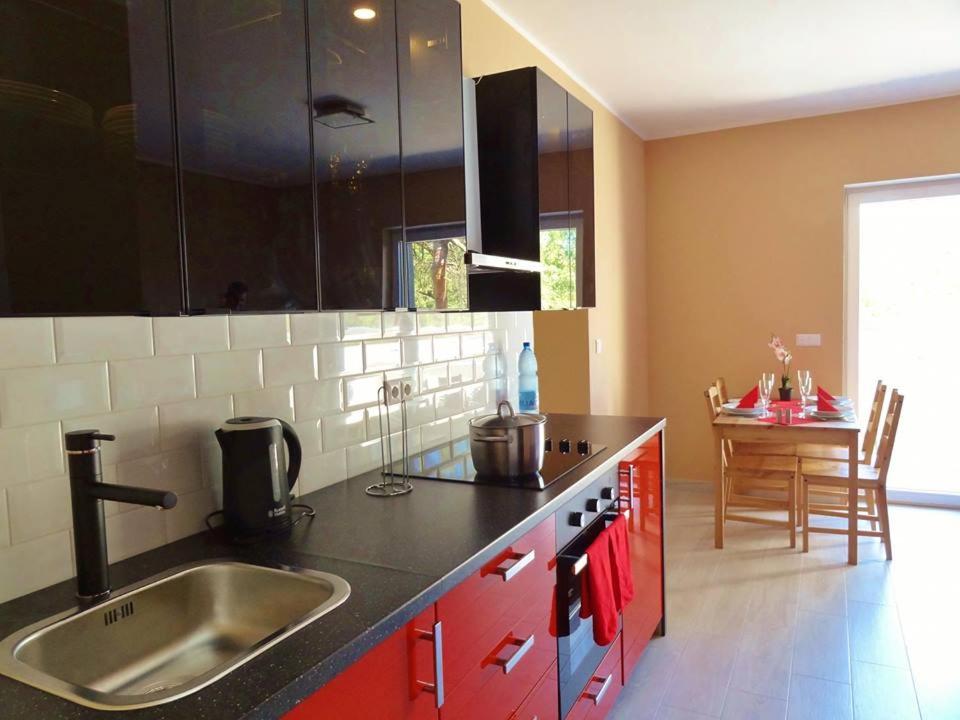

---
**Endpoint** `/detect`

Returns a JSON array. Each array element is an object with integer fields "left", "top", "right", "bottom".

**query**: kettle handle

[{"left": 279, "top": 419, "right": 302, "bottom": 491}]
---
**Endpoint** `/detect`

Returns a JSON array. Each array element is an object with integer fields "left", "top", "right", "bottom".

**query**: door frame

[{"left": 843, "top": 173, "right": 960, "bottom": 507}]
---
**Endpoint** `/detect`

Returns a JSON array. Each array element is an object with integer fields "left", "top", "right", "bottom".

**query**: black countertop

[{"left": 0, "top": 414, "right": 665, "bottom": 719}]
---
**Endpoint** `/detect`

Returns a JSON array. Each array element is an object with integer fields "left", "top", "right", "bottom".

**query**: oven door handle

[{"left": 583, "top": 672, "right": 614, "bottom": 706}]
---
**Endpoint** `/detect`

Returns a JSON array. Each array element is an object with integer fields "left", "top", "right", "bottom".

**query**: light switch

[
  {"left": 796, "top": 333, "right": 821, "bottom": 347},
  {"left": 594, "top": 339, "right": 603, "bottom": 354}
]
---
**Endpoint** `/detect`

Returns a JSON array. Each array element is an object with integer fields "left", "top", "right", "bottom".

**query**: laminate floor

[{"left": 611, "top": 484, "right": 960, "bottom": 720}]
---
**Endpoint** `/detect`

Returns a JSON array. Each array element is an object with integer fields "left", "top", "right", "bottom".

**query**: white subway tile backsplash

[
  {"left": 341, "top": 312, "right": 382, "bottom": 340},
  {"left": 402, "top": 337, "right": 433, "bottom": 366},
  {"left": 229, "top": 314, "right": 290, "bottom": 349},
  {"left": 0, "top": 318, "right": 55, "bottom": 369},
  {"left": 196, "top": 350, "right": 262, "bottom": 397},
  {"left": 0, "top": 310, "right": 533, "bottom": 603},
  {"left": 293, "top": 380, "right": 342, "bottom": 419},
  {"left": 0, "top": 530, "right": 73, "bottom": 603},
  {"left": 234, "top": 386, "right": 295, "bottom": 423},
  {"left": 364, "top": 340, "right": 401, "bottom": 372},
  {"left": 433, "top": 335, "right": 461, "bottom": 362},
  {"left": 417, "top": 313, "right": 446, "bottom": 334},
  {"left": 0, "top": 423, "right": 63, "bottom": 488},
  {"left": 345, "top": 374, "right": 383, "bottom": 409},
  {"left": 365, "top": 404, "right": 399, "bottom": 438},
  {"left": 263, "top": 345, "right": 318, "bottom": 387},
  {"left": 318, "top": 342, "right": 363, "bottom": 378},
  {"left": 110, "top": 356, "right": 196, "bottom": 411},
  {"left": 64, "top": 407, "right": 160, "bottom": 465},
  {"left": 290, "top": 313, "right": 340, "bottom": 345},
  {"left": 154, "top": 316, "right": 229, "bottom": 355},
  {"left": 0, "top": 363, "right": 110, "bottom": 426},
  {"left": 321, "top": 410, "right": 366, "bottom": 450},
  {"left": 382, "top": 312, "right": 417, "bottom": 337},
  {"left": 55, "top": 317, "right": 154, "bottom": 363},
  {"left": 158, "top": 396, "right": 233, "bottom": 451}
]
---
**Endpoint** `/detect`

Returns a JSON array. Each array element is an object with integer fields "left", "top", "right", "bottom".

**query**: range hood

[{"left": 463, "top": 78, "right": 543, "bottom": 276}]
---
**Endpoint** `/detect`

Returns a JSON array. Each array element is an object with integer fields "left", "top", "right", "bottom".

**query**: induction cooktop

[{"left": 385, "top": 434, "right": 607, "bottom": 490}]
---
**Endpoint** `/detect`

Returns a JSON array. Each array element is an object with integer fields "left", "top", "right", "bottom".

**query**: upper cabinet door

[
  {"left": 171, "top": 0, "right": 318, "bottom": 313},
  {"left": 0, "top": 0, "right": 182, "bottom": 315},
  {"left": 567, "top": 94, "right": 594, "bottom": 308},
  {"left": 396, "top": 0, "right": 468, "bottom": 311},
  {"left": 309, "top": 0, "right": 402, "bottom": 311}
]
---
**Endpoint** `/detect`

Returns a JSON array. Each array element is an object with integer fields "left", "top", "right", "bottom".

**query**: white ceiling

[{"left": 483, "top": 0, "right": 960, "bottom": 139}]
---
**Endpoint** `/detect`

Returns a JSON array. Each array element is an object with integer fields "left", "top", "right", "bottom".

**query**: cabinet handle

[
  {"left": 583, "top": 673, "right": 613, "bottom": 706},
  {"left": 414, "top": 621, "right": 445, "bottom": 708},
  {"left": 490, "top": 548, "right": 536, "bottom": 582},
  {"left": 490, "top": 633, "right": 535, "bottom": 674}
]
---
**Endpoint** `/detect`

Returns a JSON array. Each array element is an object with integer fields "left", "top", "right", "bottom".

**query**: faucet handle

[{"left": 65, "top": 429, "right": 116, "bottom": 452}]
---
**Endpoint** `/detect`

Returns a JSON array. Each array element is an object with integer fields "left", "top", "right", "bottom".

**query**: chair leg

[
  {"left": 866, "top": 488, "right": 878, "bottom": 531},
  {"left": 788, "top": 472, "right": 797, "bottom": 549},
  {"left": 802, "top": 478, "right": 809, "bottom": 553},
  {"left": 877, "top": 486, "right": 893, "bottom": 561}
]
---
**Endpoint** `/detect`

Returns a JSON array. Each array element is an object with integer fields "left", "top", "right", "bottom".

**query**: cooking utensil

[{"left": 469, "top": 401, "right": 546, "bottom": 476}]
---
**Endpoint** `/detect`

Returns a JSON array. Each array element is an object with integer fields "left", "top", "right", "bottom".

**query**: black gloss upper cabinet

[
  {"left": 171, "top": 1, "right": 318, "bottom": 313},
  {"left": 0, "top": 0, "right": 182, "bottom": 315},
  {"left": 310, "top": 0, "right": 402, "bottom": 311},
  {"left": 395, "top": 0, "right": 469, "bottom": 311},
  {"left": 473, "top": 67, "right": 595, "bottom": 311}
]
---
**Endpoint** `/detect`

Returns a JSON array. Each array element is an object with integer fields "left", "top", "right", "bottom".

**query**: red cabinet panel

[
  {"left": 620, "top": 433, "right": 665, "bottom": 678},
  {"left": 438, "top": 516, "right": 557, "bottom": 720},
  {"left": 510, "top": 662, "right": 559, "bottom": 720},
  {"left": 285, "top": 606, "right": 440, "bottom": 720},
  {"left": 565, "top": 635, "right": 623, "bottom": 720}
]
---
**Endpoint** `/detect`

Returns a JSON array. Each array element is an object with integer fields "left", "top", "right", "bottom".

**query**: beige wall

[
  {"left": 460, "top": 0, "right": 649, "bottom": 417},
  {"left": 532, "top": 309, "right": 590, "bottom": 413},
  {"left": 646, "top": 95, "right": 960, "bottom": 481}
]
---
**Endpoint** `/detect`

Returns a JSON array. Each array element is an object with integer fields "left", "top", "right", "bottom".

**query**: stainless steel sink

[{"left": 0, "top": 561, "right": 350, "bottom": 711}]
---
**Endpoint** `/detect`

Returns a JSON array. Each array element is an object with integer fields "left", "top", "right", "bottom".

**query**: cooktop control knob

[
  {"left": 559, "top": 438, "right": 571, "bottom": 454},
  {"left": 585, "top": 498, "right": 601, "bottom": 513},
  {"left": 569, "top": 511, "right": 586, "bottom": 527},
  {"left": 577, "top": 440, "right": 590, "bottom": 455},
  {"left": 600, "top": 486, "right": 616, "bottom": 500},
  {"left": 545, "top": 437, "right": 553, "bottom": 452}
]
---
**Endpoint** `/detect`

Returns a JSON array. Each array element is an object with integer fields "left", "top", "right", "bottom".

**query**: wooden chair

[
  {"left": 706, "top": 387, "right": 799, "bottom": 547},
  {"left": 801, "top": 390, "right": 903, "bottom": 560},
  {"left": 714, "top": 377, "right": 729, "bottom": 404}
]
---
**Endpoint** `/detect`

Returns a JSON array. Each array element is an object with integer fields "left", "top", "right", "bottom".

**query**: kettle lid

[{"left": 219, "top": 416, "right": 282, "bottom": 432}]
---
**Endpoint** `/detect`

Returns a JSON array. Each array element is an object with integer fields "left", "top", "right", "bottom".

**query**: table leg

[
  {"left": 848, "top": 435, "right": 858, "bottom": 566},
  {"left": 713, "top": 426, "right": 724, "bottom": 549}
]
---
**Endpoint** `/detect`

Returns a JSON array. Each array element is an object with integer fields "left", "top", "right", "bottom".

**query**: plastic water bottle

[{"left": 518, "top": 342, "right": 539, "bottom": 412}]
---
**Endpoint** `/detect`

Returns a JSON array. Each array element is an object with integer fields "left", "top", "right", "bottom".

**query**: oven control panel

[{"left": 555, "top": 466, "right": 621, "bottom": 550}]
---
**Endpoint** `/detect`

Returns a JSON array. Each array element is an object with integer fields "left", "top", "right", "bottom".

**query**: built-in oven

[{"left": 555, "top": 471, "right": 624, "bottom": 717}]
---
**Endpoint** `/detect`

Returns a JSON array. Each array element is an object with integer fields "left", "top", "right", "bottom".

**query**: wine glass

[
  {"left": 758, "top": 374, "right": 773, "bottom": 416},
  {"left": 797, "top": 370, "right": 813, "bottom": 417}
]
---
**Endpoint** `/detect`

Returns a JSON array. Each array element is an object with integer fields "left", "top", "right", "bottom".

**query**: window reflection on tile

[
  {"left": 318, "top": 342, "right": 364, "bottom": 378},
  {"left": 341, "top": 312, "right": 382, "bottom": 340}
]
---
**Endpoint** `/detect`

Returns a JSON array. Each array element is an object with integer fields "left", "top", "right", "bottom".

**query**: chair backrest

[
  {"left": 861, "top": 379, "right": 887, "bottom": 462},
  {"left": 714, "top": 377, "right": 729, "bottom": 404},
  {"left": 874, "top": 390, "right": 904, "bottom": 486},
  {"left": 704, "top": 386, "right": 731, "bottom": 464}
]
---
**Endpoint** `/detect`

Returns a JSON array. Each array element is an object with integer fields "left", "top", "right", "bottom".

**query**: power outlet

[
  {"left": 383, "top": 377, "right": 415, "bottom": 405},
  {"left": 796, "top": 333, "right": 821, "bottom": 347}
]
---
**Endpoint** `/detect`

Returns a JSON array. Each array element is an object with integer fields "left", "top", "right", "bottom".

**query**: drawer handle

[
  {"left": 491, "top": 633, "right": 535, "bottom": 674},
  {"left": 583, "top": 673, "right": 613, "bottom": 706},
  {"left": 414, "top": 621, "right": 445, "bottom": 709},
  {"left": 491, "top": 549, "right": 536, "bottom": 582}
]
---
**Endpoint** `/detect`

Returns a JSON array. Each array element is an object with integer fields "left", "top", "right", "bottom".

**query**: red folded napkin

[
  {"left": 579, "top": 531, "right": 618, "bottom": 646},
  {"left": 607, "top": 514, "right": 635, "bottom": 610},
  {"left": 817, "top": 392, "right": 839, "bottom": 413},
  {"left": 818, "top": 386, "right": 836, "bottom": 402},
  {"left": 737, "top": 385, "right": 759, "bottom": 409}
]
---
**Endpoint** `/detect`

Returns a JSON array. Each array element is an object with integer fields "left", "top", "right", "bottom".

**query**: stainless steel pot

[{"left": 469, "top": 401, "right": 546, "bottom": 477}]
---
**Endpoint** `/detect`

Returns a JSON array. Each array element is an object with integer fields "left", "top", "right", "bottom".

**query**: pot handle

[
  {"left": 474, "top": 435, "right": 511, "bottom": 443},
  {"left": 497, "top": 401, "right": 516, "bottom": 419}
]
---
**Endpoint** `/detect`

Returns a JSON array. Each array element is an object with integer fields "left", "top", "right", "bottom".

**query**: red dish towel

[
  {"left": 607, "top": 515, "right": 635, "bottom": 610},
  {"left": 737, "top": 385, "right": 759, "bottom": 409},
  {"left": 579, "top": 531, "right": 619, "bottom": 646}
]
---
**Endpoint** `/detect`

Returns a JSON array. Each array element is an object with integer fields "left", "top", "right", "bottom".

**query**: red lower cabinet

[
  {"left": 510, "top": 662, "right": 559, "bottom": 720},
  {"left": 619, "top": 433, "right": 665, "bottom": 679},
  {"left": 284, "top": 606, "right": 441, "bottom": 720},
  {"left": 437, "top": 516, "right": 557, "bottom": 720},
  {"left": 565, "top": 636, "right": 623, "bottom": 720}
]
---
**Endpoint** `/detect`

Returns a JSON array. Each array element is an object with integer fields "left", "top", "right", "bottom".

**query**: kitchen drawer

[
  {"left": 438, "top": 515, "right": 556, "bottom": 719},
  {"left": 564, "top": 635, "right": 623, "bottom": 720},
  {"left": 510, "top": 661, "right": 559, "bottom": 720}
]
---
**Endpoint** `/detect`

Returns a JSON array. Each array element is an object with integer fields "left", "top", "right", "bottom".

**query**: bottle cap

[{"left": 522, "top": 342, "right": 531, "bottom": 348}]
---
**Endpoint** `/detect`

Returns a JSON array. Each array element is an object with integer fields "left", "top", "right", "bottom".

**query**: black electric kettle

[{"left": 215, "top": 417, "right": 302, "bottom": 539}]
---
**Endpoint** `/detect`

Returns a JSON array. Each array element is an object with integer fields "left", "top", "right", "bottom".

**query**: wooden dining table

[{"left": 712, "top": 406, "right": 862, "bottom": 564}]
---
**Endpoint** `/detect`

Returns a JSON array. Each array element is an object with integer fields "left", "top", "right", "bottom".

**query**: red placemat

[{"left": 758, "top": 413, "right": 816, "bottom": 426}]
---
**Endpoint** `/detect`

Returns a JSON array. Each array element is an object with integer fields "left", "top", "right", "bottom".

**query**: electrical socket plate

[
  {"left": 383, "top": 377, "right": 415, "bottom": 405},
  {"left": 795, "top": 333, "right": 821, "bottom": 347}
]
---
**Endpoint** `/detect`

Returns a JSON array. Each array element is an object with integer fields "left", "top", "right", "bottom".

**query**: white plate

[
  {"left": 808, "top": 409, "right": 855, "bottom": 421},
  {"left": 806, "top": 395, "right": 852, "bottom": 407},
  {"left": 722, "top": 402, "right": 764, "bottom": 416}
]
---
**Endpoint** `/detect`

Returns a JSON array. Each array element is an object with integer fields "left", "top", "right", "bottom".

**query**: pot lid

[{"left": 470, "top": 401, "right": 545, "bottom": 429}]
